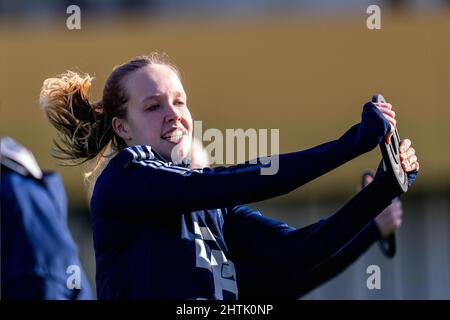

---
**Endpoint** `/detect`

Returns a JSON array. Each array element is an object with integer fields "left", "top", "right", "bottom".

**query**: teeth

[
  {"left": 165, "top": 135, "right": 183, "bottom": 143},
  {"left": 162, "top": 129, "right": 184, "bottom": 141}
]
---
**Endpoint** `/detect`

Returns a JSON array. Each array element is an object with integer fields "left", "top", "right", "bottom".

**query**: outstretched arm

[
  {"left": 294, "top": 221, "right": 381, "bottom": 298},
  {"left": 229, "top": 142, "right": 418, "bottom": 299},
  {"left": 227, "top": 174, "right": 392, "bottom": 300},
  {"left": 96, "top": 102, "right": 392, "bottom": 217},
  {"left": 233, "top": 218, "right": 381, "bottom": 299}
]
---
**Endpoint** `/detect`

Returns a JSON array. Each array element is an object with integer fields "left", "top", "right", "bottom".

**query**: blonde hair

[{"left": 40, "top": 53, "right": 180, "bottom": 190}]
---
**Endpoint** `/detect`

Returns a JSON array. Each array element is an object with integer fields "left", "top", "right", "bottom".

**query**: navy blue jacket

[
  {"left": 1, "top": 166, "right": 92, "bottom": 300},
  {"left": 90, "top": 102, "right": 397, "bottom": 299}
]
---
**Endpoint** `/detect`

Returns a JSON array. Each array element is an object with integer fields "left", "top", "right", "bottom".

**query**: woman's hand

[
  {"left": 399, "top": 138, "right": 419, "bottom": 173},
  {"left": 375, "top": 198, "right": 403, "bottom": 237},
  {"left": 373, "top": 102, "right": 396, "bottom": 145},
  {"left": 358, "top": 101, "right": 397, "bottom": 153},
  {"left": 362, "top": 173, "right": 403, "bottom": 237},
  {"left": 373, "top": 139, "right": 419, "bottom": 236}
]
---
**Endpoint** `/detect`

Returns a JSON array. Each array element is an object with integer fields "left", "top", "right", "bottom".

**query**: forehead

[{"left": 125, "top": 64, "right": 185, "bottom": 99}]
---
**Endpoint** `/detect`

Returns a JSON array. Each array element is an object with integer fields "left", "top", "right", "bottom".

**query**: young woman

[{"left": 40, "top": 53, "right": 419, "bottom": 299}]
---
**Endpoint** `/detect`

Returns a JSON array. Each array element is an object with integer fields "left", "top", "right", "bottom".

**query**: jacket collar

[
  {"left": 125, "top": 145, "right": 191, "bottom": 168},
  {"left": 0, "top": 136, "right": 43, "bottom": 179}
]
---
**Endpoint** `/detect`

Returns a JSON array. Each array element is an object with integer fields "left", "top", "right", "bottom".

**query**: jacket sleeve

[
  {"left": 224, "top": 171, "right": 395, "bottom": 299},
  {"left": 94, "top": 102, "right": 391, "bottom": 218},
  {"left": 294, "top": 221, "right": 381, "bottom": 297}
]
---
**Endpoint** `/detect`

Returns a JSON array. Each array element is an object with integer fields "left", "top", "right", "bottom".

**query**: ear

[{"left": 112, "top": 117, "right": 132, "bottom": 141}]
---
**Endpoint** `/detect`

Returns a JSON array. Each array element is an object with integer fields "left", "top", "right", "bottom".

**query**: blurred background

[{"left": 1, "top": 0, "right": 449, "bottom": 299}]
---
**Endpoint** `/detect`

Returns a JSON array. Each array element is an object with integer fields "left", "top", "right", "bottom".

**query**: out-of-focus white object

[{"left": 0, "top": 136, "right": 43, "bottom": 179}]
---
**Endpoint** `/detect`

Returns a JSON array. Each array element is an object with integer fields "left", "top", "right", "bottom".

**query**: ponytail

[{"left": 40, "top": 71, "right": 114, "bottom": 163}]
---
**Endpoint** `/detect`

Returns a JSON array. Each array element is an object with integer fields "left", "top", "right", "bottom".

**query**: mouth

[{"left": 161, "top": 128, "right": 186, "bottom": 144}]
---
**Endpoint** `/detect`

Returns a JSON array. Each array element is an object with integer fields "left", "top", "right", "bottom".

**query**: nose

[{"left": 164, "top": 103, "right": 182, "bottom": 123}]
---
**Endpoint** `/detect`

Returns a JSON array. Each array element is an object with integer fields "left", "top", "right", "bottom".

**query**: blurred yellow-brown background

[{"left": 1, "top": 0, "right": 449, "bottom": 299}]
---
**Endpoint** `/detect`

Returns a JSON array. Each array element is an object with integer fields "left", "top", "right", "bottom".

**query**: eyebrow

[{"left": 141, "top": 91, "right": 186, "bottom": 104}]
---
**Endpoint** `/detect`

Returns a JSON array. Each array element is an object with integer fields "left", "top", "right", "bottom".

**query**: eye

[
  {"left": 175, "top": 99, "right": 185, "bottom": 106},
  {"left": 146, "top": 104, "right": 160, "bottom": 111}
]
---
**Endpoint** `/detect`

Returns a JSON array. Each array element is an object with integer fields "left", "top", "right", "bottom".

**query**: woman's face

[{"left": 118, "top": 64, "right": 193, "bottom": 161}]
